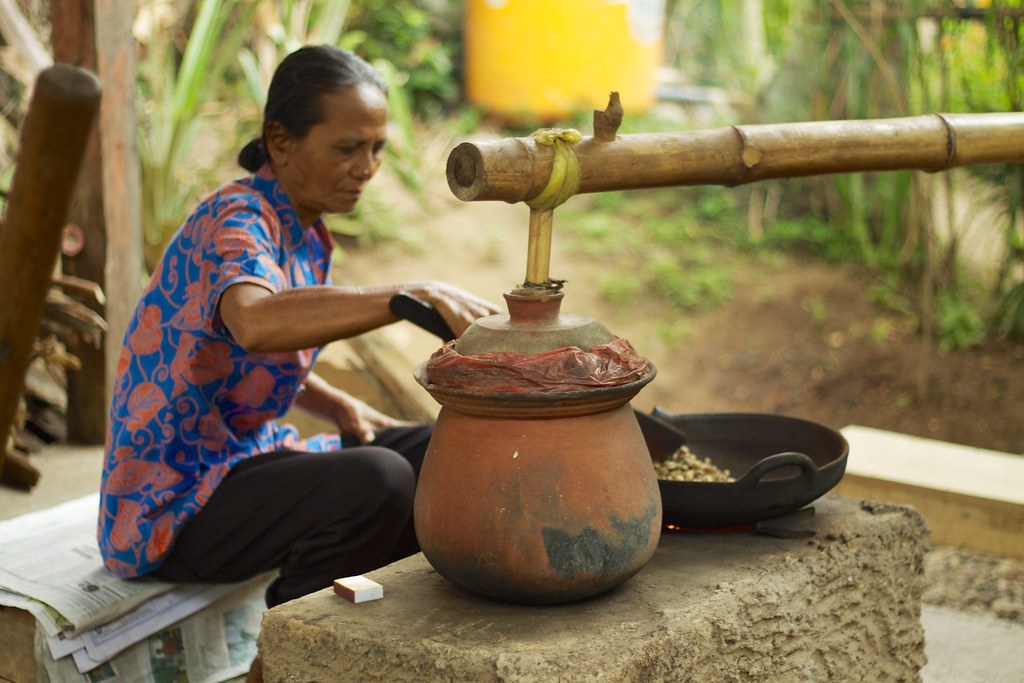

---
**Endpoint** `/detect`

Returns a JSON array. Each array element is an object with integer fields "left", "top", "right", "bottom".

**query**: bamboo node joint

[
  {"left": 932, "top": 113, "right": 957, "bottom": 166},
  {"left": 735, "top": 127, "right": 763, "bottom": 169}
]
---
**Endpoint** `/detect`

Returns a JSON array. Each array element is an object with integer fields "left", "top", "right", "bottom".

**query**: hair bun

[{"left": 238, "top": 138, "right": 268, "bottom": 172}]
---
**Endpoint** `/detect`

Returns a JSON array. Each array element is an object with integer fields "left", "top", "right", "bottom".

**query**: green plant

[
  {"left": 804, "top": 295, "right": 829, "bottom": 326},
  {"left": 599, "top": 276, "right": 641, "bottom": 307},
  {"left": 994, "top": 280, "right": 1024, "bottom": 342},
  {"left": 655, "top": 318, "right": 694, "bottom": 347},
  {"left": 935, "top": 288, "right": 987, "bottom": 351},
  {"left": 593, "top": 190, "right": 632, "bottom": 214},
  {"left": 136, "top": 0, "right": 258, "bottom": 270},
  {"left": 759, "top": 214, "right": 859, "bottom": 262},
  {"left": 0, "top": 164, "right": 12, "bottom": 196},
  {"left": 717, "top": 0, "right": 1024, "bottom": 349},
  {"left": 236, "top": 0, "right": 353, "bottom": 109},
  {"left": 558, "top": 183, "right": 743, "bottom": 321},
  {"left": 871, "top": 317, "right": 898, "bottom": 344},
  {"left": 323, "top": 190, "right": 408, "bottom": 255},
  {"left": 644, "top": 249, "right": 734, "bottom": 311},
  {"left": 696, "top": 187, "right": 736, "bottom": 222},
  {"left": 566, "top": 210, "right": 621, "bottom": 258},
  {"left": 866, "top": 276, "right": 914, "bottom": 318},
  {"left": 371, "top": 58, "right": 424, "bottom": 202}
]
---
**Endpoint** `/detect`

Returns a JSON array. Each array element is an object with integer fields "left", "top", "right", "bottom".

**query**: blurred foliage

[
  {"left": 731, "top": 0, "right": 1024, "bottom": 348},
  {"left": 323, "top": 57, "right": 427, "bottom": 256},
  {"left": 342, "top": 0, "right": 462, "bottom": 120},
  {"left": 810, "top": 0, "right": 1024, "bottom": 347},
  {"left": 561, "top": 186, "right": 741, "bottom": 314},
  {"left": 132, "top": 0, "right": 466, "bottom": 268},
  {"left": 9, "top": 0, "right": 1018, "bottom": 349},
  {"left": 935, "top": 285, "right": 988, "bottom": 352},
  {"left": 236, "top": 0, "right": 353, "bottom": 109},
  {"left": 135, "top": 0, "right": 258, "bottom": 270},
  {"left": 571, "top": 0, "right": 1023, "bottom": 349}
]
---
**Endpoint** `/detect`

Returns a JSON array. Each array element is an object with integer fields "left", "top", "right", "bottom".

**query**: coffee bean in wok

[{"left": 653, "top": 444, "right": 735, "bottom": 483}]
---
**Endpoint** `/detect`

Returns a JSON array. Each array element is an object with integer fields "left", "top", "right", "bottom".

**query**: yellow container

[{"left": 465, "top": 0, "right": 664, "bottom": 121}]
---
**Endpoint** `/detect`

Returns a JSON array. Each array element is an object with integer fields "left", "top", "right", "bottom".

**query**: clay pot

[{"left": 413, "top": 366, "right": 661, "bottom": 604}]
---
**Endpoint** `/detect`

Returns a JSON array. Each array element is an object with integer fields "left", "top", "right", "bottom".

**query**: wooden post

[
  {"left": 0, "top": 65, "right": 101, "bottom": 481},
  {"left": 53, "top": 0, "right": 143, "bottom": 443}
]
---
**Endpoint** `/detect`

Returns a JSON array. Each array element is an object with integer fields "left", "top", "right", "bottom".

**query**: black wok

[{"left": 636, "top": 409, "right": 849, "bottom": 528}]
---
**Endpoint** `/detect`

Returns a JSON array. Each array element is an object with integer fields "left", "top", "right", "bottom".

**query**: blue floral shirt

[{"left": 99, "top": 165, "right": 343, "bottom": 577}]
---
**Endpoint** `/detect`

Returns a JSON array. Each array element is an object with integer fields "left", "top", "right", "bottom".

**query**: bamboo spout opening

[{"left": 446, "top": 142, "right": 485, "bottom": 201}]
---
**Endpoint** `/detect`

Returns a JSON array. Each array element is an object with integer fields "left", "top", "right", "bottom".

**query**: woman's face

[{"left": 269, "top": 83, "right": 389, "bottom": 226}]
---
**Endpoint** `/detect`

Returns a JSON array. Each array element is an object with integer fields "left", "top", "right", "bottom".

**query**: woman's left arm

[{"left": 295, "top": 372, "right": 411, "bottom": 444}]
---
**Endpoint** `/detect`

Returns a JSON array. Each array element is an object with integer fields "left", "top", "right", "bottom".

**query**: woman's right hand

[{"left": 419, "top": 282, "right": 500, "bottom": 337}]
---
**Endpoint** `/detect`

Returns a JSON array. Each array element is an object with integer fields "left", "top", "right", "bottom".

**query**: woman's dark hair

[{"left": 238, "top": 45, "right": 387, "bottom": 172}]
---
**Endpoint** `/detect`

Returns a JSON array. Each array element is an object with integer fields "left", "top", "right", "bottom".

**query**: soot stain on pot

[{"left": 541, "top": 502, "right": 658, "bottom": 578}]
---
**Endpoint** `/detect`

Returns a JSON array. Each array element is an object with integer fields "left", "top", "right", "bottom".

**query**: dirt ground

[{"left": 335, "top": 138, "right": 1024, "bottom": 627}]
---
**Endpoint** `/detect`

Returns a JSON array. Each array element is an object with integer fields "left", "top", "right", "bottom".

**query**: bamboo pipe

[
  {"left": 0, "top": 64, "right": 101, "bottom": 483},
  {"left": 526, "top": 209, "right": 554, "bottom": 284},
  {"left": 446, "top": 112, "right": 1024, "bottom": 204}
]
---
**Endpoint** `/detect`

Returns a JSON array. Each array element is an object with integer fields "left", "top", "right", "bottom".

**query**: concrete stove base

[{"left": 258, "top": 495, "right": 928, "bottom": 682}]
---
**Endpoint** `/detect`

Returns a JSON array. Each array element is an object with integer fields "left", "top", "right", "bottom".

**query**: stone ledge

[{"left": 259, "top": 495, "right": 928, "bottom": 682}]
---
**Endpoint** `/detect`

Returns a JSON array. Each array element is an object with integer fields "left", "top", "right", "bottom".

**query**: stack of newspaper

[{"left": 0, "top": 494, "right": 270, "bottom": 683}]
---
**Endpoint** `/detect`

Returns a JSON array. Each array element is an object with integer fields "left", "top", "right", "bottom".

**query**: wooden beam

[
  {"left": 835, "top": 475, "right": 1024, "bottom": 560},
  {"left": 836, "top": 426, "right": 1024, "bottom": 560},
  {"left": 53, "top": 0, "right": 142, "bottom": 443},
  {"left": 0, "top": 64, "right": 101, "bottom": 481}
]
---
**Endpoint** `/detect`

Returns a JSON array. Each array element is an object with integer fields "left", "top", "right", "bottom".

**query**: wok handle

[
  {"left": 389, "top": 292, "right": 456, "bottom": 342},
  {"left": 738, "top": 452, "right": 818, "bottom": 489}
]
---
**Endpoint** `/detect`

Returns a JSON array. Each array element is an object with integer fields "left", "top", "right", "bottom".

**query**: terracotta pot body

[{"left": 413, "top": 378, "right": 662, "bottom": 604}]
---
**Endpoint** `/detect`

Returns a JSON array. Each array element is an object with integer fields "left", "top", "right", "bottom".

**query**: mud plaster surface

[{"left": 259, "top": 495, "right": 928, "bottom": 682}]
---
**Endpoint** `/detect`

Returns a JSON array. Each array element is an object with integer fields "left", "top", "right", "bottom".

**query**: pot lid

[{"left": 455, "top": 290, "right": 614, "bottom": 356}]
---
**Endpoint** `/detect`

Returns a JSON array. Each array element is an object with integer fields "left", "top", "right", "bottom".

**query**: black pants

[{"left": 152, "top": 425, "right": 432, "bottom": 607}]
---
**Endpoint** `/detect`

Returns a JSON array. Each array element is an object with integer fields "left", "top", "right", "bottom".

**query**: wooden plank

[
  {"left": 840, "top": 425, "right": 1024, "bottom": 505},
  {"left": 834, "top": 475, "right": 1024, "bottom": 560},
  {"left": 836, "top": 425, "right": 1024, "bottom": 559},
  {"left": 283, "top": 339, "right": 437, "bottom": 437},
  {"left": 0, "top": 605, "right": 36, "bottom": 682},
  {"left": 0, "top": 449, "right": 41, "bottom": 489},
  {"left": 282, "top": 341, "right": 408, "bottom": 437},
  {"left": 52, "top": 0, "right": 106, "bottom": 444},
  {"left": 93, "top": 0, "right": 143, "bottom": 413},
  {"left": 53, "top": 0, "right": 142, "bottom": 443},
  {"left": 346, "top": 333, "right": 439, "bottom": 424}
]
